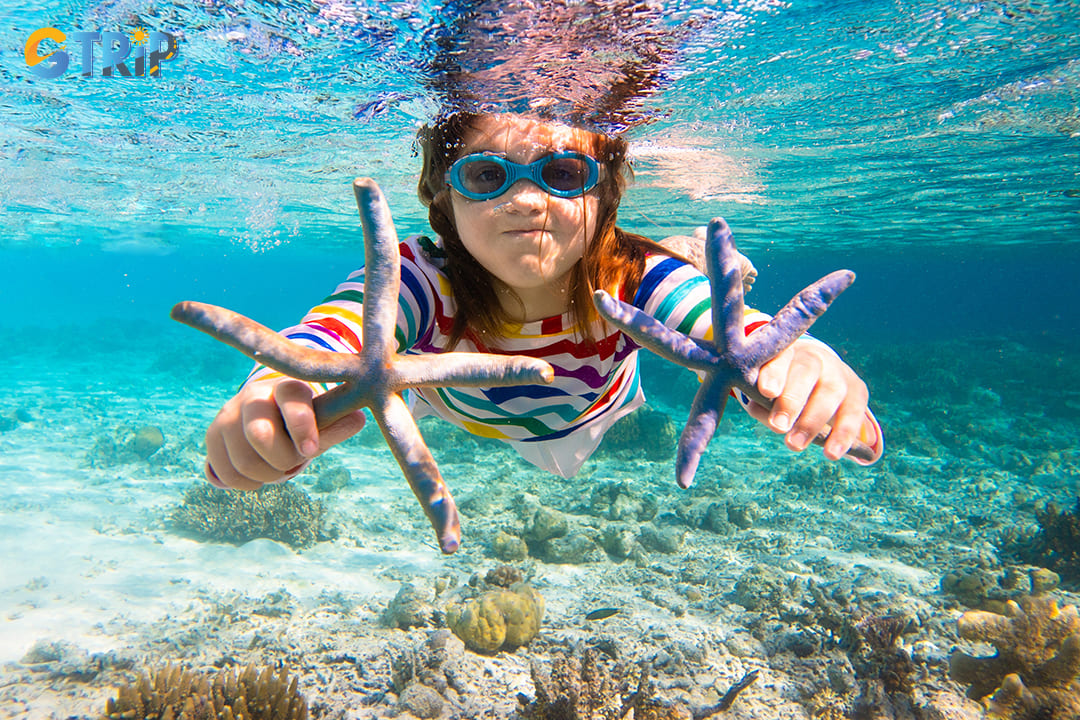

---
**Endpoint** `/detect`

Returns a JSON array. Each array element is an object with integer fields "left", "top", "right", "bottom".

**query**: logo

[{"left": 25, "top": 26, "right": 180, "bottom": 79}]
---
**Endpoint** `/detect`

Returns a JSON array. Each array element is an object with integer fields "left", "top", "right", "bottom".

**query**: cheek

[
  {"left": 568, "top": 196, "right": 600, "bottom": 244},
  {"left": 449, "top": 197, "right": 487, "bottom": 241}
]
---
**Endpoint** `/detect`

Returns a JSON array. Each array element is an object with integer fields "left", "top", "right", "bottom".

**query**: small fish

[{"left": 584, "top": 607, "right": 620, "bottom": 621}]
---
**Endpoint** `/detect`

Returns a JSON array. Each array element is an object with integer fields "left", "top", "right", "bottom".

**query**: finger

[
  {"left": 205, "top": 462, "right": 229, "bottom": 489},
  {"left": 768, "top": 349, "right": 822, "bottom": 436},
  {"left": 743, "top": 397, "right": 772, "bottom": 427},
  {"left": 275, "top": 380, "right": 319, "bottom": 458},
  {"left": 241, "top": 393, "right": 304, "bottom": 473},
  {"left": 822, "top": 381, "right": 870, "bottom": 460},
  {"left": 318, "top": 410, "right": 368, "bottom": 450},
  {"left": 757, "top": 346, "right": 793, "bottom": 400},
  {"left": 785, "top": 375, "right": 844, "bottom": 453},
  {"left": 206, "top": 424, "right": 262, "bottom": 490}
]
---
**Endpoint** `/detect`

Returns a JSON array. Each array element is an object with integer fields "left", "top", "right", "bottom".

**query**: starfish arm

[
  {"left": 676, "top": 375, "right": 729, "bottom": 489},
  {"left": 593, "top": 290, "right": 718, "bottom": 370},
  {"left": 311, "top": 381, "right": 372, "bottom": 427},
  {"left": 170, "top": 301, "right": 358, "bottom": 382},
  {"left": 375, "top": 392, "right": 462, "bottom": 554},
  {"left": 353, "top": 177, "right": 401, "bottom": 361},
  {"left": 392, "top": 353, "right": 554, "bottom": 389},
  {"left": 704, "top": 218, "right": 748, "bottom": 356},
  {"left": 738, "top": 269, "right": 856, "bottom": 371}
]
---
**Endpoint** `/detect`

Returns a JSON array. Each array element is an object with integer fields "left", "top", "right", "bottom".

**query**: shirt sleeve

[
  {"left": 243, "top": 235, "right": 440, "bottom": 394},
  {"left": 633, "top": 253, "right": 883, "bottom": 465}
]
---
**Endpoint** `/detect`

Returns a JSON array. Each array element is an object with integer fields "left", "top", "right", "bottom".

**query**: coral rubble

[
  {"left": 949, "top": 594, "right": 1080, "bottom": 718},
  {"left": 103, "top": 663, "right": 308, "bottom": 719},
  {"left": 171, "top": 482, "right": 325, "bottom": 549}
]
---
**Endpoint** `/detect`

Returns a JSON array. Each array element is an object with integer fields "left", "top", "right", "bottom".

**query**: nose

[{"left": 500, "top": 178, "right": 549, "bottom": 211}]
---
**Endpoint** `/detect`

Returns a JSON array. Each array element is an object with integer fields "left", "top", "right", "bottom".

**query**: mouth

[{"left": 503, "top": 228, "right": 549, "bottom": 238}]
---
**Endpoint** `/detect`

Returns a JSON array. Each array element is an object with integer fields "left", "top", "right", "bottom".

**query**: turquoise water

[
  {"left": 2, "top": 0, "right": 1080, "bottom": 716},
  {"left": 2, "top": 0, "right": 1079, "bottom": 332}
]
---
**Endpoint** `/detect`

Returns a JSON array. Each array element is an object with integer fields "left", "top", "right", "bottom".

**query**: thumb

[{"left": 318, "top": 410, "right": 368, "bottom": 451}]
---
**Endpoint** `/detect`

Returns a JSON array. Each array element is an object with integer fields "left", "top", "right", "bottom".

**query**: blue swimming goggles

[{"left": 446, "top": 151, "right": 601, "bottom": 201}]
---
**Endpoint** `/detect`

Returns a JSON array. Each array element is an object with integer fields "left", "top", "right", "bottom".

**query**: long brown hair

[{"left": 416, "top": 112, "right": 672, "bottom": 349}]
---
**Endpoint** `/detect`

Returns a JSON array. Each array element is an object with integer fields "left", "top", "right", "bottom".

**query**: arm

[
  {"left": 635, "top": 248, "right": 882, "bottom": 464},
  {"left": 205, "top": 238, "right": 440, "bottom": 490}
]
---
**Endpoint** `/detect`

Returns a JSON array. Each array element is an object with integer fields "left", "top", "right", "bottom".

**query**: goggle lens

[
  {"left": 459, "top": 159, "right": 509, "bottom": 197},
  {"left": 542, "top": 156, "right": 593, "bottom": 194}
]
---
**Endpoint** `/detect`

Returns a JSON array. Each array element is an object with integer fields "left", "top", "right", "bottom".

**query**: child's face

[{"left": 450, "top": 114, "right": 600, "bottom": 315}]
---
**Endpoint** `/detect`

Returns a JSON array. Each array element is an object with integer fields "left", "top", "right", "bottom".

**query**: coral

[
  {"left": 941, "top": 565, "right": 1060, "bottom": 610},
  {"left": 130, "top": 425, "right": 166, "bottom": 460},
  {"left": 725, "top": 501, "right": 760, "bottom": 529},
  {"left": 588, "top": 480, "right": 658, "bottom": 522},
  {"left": 445, "top": 582, "right": 544, "bottom": 653},
  {"left": 1004, "top": 498, "right": 1080, "bottom": 585},
  {"left": 87, "top": 424, "right": 167, "bottom": 467},
  {"left": 784, "top": 460, "right": 843, "bottom": 491},
  {"left": 732, "top": 564, "right": 792, "bottom": 612},
  {"left": 21, "top": 639, "right": 128, "bottom": 681},
  {"left": 309, "top": 455, "right": 351, "bottom": 493},
  {"left": 389, "top": 629, "right": 468, "bottom": 701},
  {"left": 851, "top": 614, "right": 916, "bottom": 694},
  {"left": 544, "top": 533, "right": 606, "bottom": 564},
  {"left": 0, "top": 407, "right": 31, "bottom": 432},
  {"left": 171, "top": 482, "right": 325, "bottom": 549},
  {"left": 807, "top": 687, "right": 854, "bottom": 720},
  {"left": 518, "top": 649, "right": 691, "bottom": 720},
  {"left": 102, "top": 664, "right": 308, "bottom": 719},
  {"left": 800, "top": 584, "right": 919, "bottom": 700},
  {"left": 636, "top": 523, "right": 686, "bottom": 554},
  {"left": 599, "top": 407, "right": 677, "bottom": 461},
  {"left": 384, "top": 583, "right": 436, "bottom": 629},
  {"left": 491, "top": 530, "right": 529, "bottom": 561},
  {"left": 600, "top": 523, "right": 638, "bottom": 559},
  {"left": 485, "top": 564, "right": 524, "bottom": 588},
  {"left": 949, "top": 594, "right": 1080, "bottom": 718},
  {"left": 396, "top": 682, "right": 443, "bottom": 718},
  {"left": 525, "top": 507, "right": 569, "bottom": 543}
]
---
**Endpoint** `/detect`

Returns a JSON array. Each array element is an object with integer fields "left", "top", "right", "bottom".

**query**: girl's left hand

[{"left": 743, "top": 340, "right": 871, "bottom": 461}]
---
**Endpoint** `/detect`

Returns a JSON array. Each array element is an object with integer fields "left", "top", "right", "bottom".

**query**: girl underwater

[{"left": 202, "top": 111, "right": 883, "bottom": 492}]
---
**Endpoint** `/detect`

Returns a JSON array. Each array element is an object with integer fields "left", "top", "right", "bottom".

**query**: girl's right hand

[{"left": 204, "top": 378, "right": 367, "bottom": 490}]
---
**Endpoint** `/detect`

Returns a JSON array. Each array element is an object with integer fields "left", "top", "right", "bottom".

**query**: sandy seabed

[{"left": 1, "top": 325, "right": 1078, "bottom": 719}]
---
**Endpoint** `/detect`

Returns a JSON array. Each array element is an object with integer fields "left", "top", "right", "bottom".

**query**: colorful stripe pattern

[{"left": 246, "top": 234, "right": 881, "bottom": 475}]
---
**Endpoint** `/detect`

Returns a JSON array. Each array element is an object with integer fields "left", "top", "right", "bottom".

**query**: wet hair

[{"left": 416, "top": 111, "right": 672, "bottom": 349}]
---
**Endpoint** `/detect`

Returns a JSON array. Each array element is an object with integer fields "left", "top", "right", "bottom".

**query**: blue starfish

[
  {"left": 171, "top": 178, "right": 554, "bottom": 554},
  {"left": 593, "top": 218, "right": 876, "bottom": 490}
]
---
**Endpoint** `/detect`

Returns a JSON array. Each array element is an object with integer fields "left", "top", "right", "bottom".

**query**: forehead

[{"left": 461, "top": 114, "right": 596, "bottom": 157}]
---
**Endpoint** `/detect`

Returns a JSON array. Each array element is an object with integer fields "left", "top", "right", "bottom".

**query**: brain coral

[
  {"left": 949, "top": 594, "right": 1080, "bottom": 719},
  {"left": 445, "top": 582, "right": 544, "bottom": 653}
]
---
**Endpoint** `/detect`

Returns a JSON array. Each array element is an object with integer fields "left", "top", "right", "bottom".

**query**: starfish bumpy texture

[
  {"left": 171, "top": 178, "right": 554, "bottom": 554},
  {"left": 593, "top": 218, "right": 876, "bottom": 490}
]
